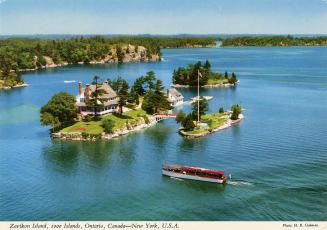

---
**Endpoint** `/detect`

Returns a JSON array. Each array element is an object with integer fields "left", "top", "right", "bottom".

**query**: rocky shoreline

[
  {"left": 52, "top": 116, "right": 157, "bottom": 141},
  {"left": 19, "top": 45, "right": 160, "bottom": 72},
  {"left": 179, "top": 114, "right": 244, "bottom": 138},
  {"left": 0, "top": 83, "right": 29, "bottom": 90}
]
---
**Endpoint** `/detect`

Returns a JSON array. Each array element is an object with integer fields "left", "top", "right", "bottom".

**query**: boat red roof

[{"left": 163, "top": 163, "right": 224, "bottom": 175}]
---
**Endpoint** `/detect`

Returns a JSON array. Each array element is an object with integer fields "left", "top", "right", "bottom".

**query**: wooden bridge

[{"left": 154, "top": 113, "right": 177, "bottom": 122}]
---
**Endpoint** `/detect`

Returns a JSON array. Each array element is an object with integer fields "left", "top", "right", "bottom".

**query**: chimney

[
  {"left": 78, "top": 81, "right": 82, "bottom": 95},
  {"left": 85, "top": 84, "right": 91, "bottom": 101}
]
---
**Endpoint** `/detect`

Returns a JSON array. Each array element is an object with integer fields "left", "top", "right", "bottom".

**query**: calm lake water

[{"left": 0, "top": 46, "right": 326, "bottom": 220}]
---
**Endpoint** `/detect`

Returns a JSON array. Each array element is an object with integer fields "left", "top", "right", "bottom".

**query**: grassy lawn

[
  {"left": 61, "top": 109, "right": 148, "bottom": 135},
  {"left": 181, "top": 112, "right": 229, "bottom": 136},
  {"left": 207, "top": 77, "right": 229, "bottom": 85},
  {"left": 201, "top": 113, "right": 228, "bottom": 129}
]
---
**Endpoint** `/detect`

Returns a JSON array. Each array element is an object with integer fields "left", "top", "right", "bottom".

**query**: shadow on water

[
  {"left": 161, "top": 176, "right": 226, "bottom": 193},
  {"left": 42, "top": 140, "right": 80, "bottom": 174},
  {"left": 145, "top": 122, "right": 173, "bottom": 148},
  {"left": 176, "top": 137, "right": 208, "bottom": 154}
]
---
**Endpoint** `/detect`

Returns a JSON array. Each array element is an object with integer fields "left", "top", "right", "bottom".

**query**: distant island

[
  {"left": 0, "top": 36, "right": 216, "bottom": 89},
  {"left": 220, "top": 35, "right": 327, "bottom": 47},
  {"left": 172, "top": 60, "right": 238, "bottom": 88}
]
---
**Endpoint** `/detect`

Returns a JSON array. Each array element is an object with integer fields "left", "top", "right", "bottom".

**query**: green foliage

[
  {"left": 116, "top": 46, "right": 124, "bottom": 63},
  {"left": 102, "top": 119, "right": 115, "bottom": 134},
  {"left": 141, "top": 80, "right": 172, "bottom": 114},
  {"left": 172, "top": 60, "right": 225, "bottom": 86},
  {"left": 219, "top": 107, "right": 225, "bottom": 113},
  {"left": 0, "top": 36, "right": 216, "bottom": 74},
  {"left": 231, "top": 104, "right": 242, "bottom": 120},
  {"left": 40, "top": 92, "right": 77, "bottom": 130},
  {"left": 181, "top": 114, "right": 195, "bottom": 131},
  {"left": 109, "top": 76, "right": 129, "bottom": 113},
  {"left": 86, "top": 76, "right": 106, "bottom": 116},
  {"left": 191, "top": 97, "right": 209, "bottom": 120},
  {"left": 175, "top": 110, "right": 186, "bottom": 123},
  {"left": 142, "top": 115, "right": 150, "bottom": 124},
  {"left": 228, "top": 72, "right": 238, "bottom": 84},
  {"left": 221, "top": 36, "right": 327, "bottom": 47}
]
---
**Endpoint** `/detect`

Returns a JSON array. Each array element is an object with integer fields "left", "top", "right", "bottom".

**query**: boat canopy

[{"left": 163, "top": 163, "right": 224, "bottom": 175}]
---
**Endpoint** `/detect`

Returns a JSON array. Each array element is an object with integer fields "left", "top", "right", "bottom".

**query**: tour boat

[{"left": 162, "top": 164, "right": 227, "bottom": 184}]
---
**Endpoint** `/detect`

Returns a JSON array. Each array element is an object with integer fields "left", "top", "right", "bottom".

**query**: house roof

[
  {"left": 168, "top": 87, "right": 184, "bottom": 99},
  {"left": 77, "top": 82, "right": 119, "bottom": 107}
]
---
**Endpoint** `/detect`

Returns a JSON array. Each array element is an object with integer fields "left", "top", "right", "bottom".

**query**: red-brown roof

[{"left": 163, "top": 163, "right": 224, "bottom": 175}]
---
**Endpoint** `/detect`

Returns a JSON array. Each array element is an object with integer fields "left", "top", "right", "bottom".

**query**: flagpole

[{"left": 197, "top": 70, "right": 200, "bottom": 125}]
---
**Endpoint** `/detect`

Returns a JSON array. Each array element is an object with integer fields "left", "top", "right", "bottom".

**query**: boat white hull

[{"left": 162, "top": 170, "right": 225, "bottom": 184}]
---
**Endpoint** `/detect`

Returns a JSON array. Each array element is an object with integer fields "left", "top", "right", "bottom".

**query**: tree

[
  {"left": 181, "top": 114, "right": 195, "bottom": 131},
  {"left": 102, "top": 119, "right": 115, "bottom": 134},
  {"left": 109, "top": 77, "right": 129, "bottom": 113},
  {"left": 219, "top": 107, "right": 225, "bottom": 113},
  {"left": 86, "top": 76, "right": 105, "bottom": 117},
  {"left": 224, "top": 71, "right": 228, "bottom": 79},
  {"left": 141, "top": 82, "right": 172, "bottom": 115},
  {"left": 175, "top": 110, "right": 186, "bottom": 123},
  {"left": 116, "top": 46, "right": 124, "bottom": 63},
  {"left": 132, "top": 76, "right": 146, "bottom": 96},
  {"left": 191, "top": 97, "right": 209, "bottom": 120},
  {"left": 144, "top": 71, "right": 156, "bottom": 90},
  {"left": 204, "top": 60, "right": 211, "bottom": 70},
  {"left": 231, "top": 104, "right": 242, "bottom": 120},
  {"left": 40, "top": 92, "right": 77, "bottom": 130},
  {"left": 118, "top": 81, "right": 129, "bottom": 113},
  {"left": 229, "top": 72, "right": 238, "bottom": 84},
  {"left": 40, "top": 112, "right": 60, "bottom": 132}
]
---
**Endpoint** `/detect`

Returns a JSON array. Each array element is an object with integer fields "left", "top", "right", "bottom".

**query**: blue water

[{"left": 0, "top": 46, "right": 326, "bottom": 220}]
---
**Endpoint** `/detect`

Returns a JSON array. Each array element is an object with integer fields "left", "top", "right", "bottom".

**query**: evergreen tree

[
  {"left": 181, "top": 114, "right": 195, "bottom": 131},
  {"left": 231, "top": 104, "right": 242, "bottom": 120},
  {"left": 191, "top": 97, "right": 209, "bottom": 120},
  {"left": 175, "top": 110, "right": 186, "bottom": 123}
]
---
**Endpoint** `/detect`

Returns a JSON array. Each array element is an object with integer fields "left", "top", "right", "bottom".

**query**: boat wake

[
  {"left": 170, "top": 176, "right": 184, "bottom": 181},
  {"left": 64, "top": 80, "right": 76, "bottom": 83},
  {"left": 227, "top": 180, "right": 253, "bottom": 186}
]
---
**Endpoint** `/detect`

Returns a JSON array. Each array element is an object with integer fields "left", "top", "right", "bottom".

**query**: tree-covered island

[
  {"left": 41, "top": 71, "right": 173, "bottom": 140},
  {"left": 172, "top": 60, "right": 238, "bottom": 88},
  {"left": 176, "top": 98, "right": 244, "bottom": 138},
  {"left": 220, "top": 35, "right": 327, "bottom": 47},
  {"left": 0, "top": 36, "right": 216, "bottom": 89}
]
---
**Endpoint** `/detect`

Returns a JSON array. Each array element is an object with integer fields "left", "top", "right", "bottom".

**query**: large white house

[
  {"left": 76, "top": 81, "right": 119, "bottom": 115},
  {"left": 167, "top": 87, "right": 184, "bottom": 106}
]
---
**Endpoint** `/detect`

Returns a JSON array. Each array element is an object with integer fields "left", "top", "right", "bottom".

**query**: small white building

[
  {"left": 167, "top": 87, "right": 184, "bottom": 106},
  {"left": 76, "top": 81, "right": 119, "bottom": 115}
]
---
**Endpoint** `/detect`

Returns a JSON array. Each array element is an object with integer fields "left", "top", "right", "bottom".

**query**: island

[
  {"left": 40, "top": 60, "right": 243, "bottom": 140},
  {"left": 41, "top": 71, "right": 173, "bottom": 140},
  {"left": 220, "top": 35, "right": 327, "bottom": 47},
  {"left": 175, "top": 98, "right": 243, "bottom": 138},
  {"left": 0, "top": 36, "right": 216, "bottom": 89},
  {"left": 172, "top": 60, "right": 238, "bottom": 88}
]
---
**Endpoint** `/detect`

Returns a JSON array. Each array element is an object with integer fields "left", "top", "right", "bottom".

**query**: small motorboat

[
  {"left": 190, "top": 96, "right": 213, "bottom": 103},
  {"left": 162, "top": 164, "right": 227, "bottom": 184}
]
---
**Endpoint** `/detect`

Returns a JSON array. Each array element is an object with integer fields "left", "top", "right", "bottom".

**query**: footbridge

[{"left": 154, "top": 113, "right": 177, "bottom": 122}]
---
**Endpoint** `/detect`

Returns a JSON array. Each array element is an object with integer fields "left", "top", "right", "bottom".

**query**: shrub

[
  {"left": 219, "top": 107, "right": 224, "bottom": 113},
  {"left": 182, "top": 114, "right": 195, "bottom": 131},
  {"left": 175, "top": 110, "right": 186, "bottom": 123},
  {"left": 83, "top": 115, "right": 93, "bottom": 122},
  {"left": 102, "top": 119, "right": 115, "bottom": 134},
  {"left": 231, "top": 104, "right": 242, "bottom": 120},
  {"left": 142, "top": 115, "right": 150, "bottom": 124}
]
